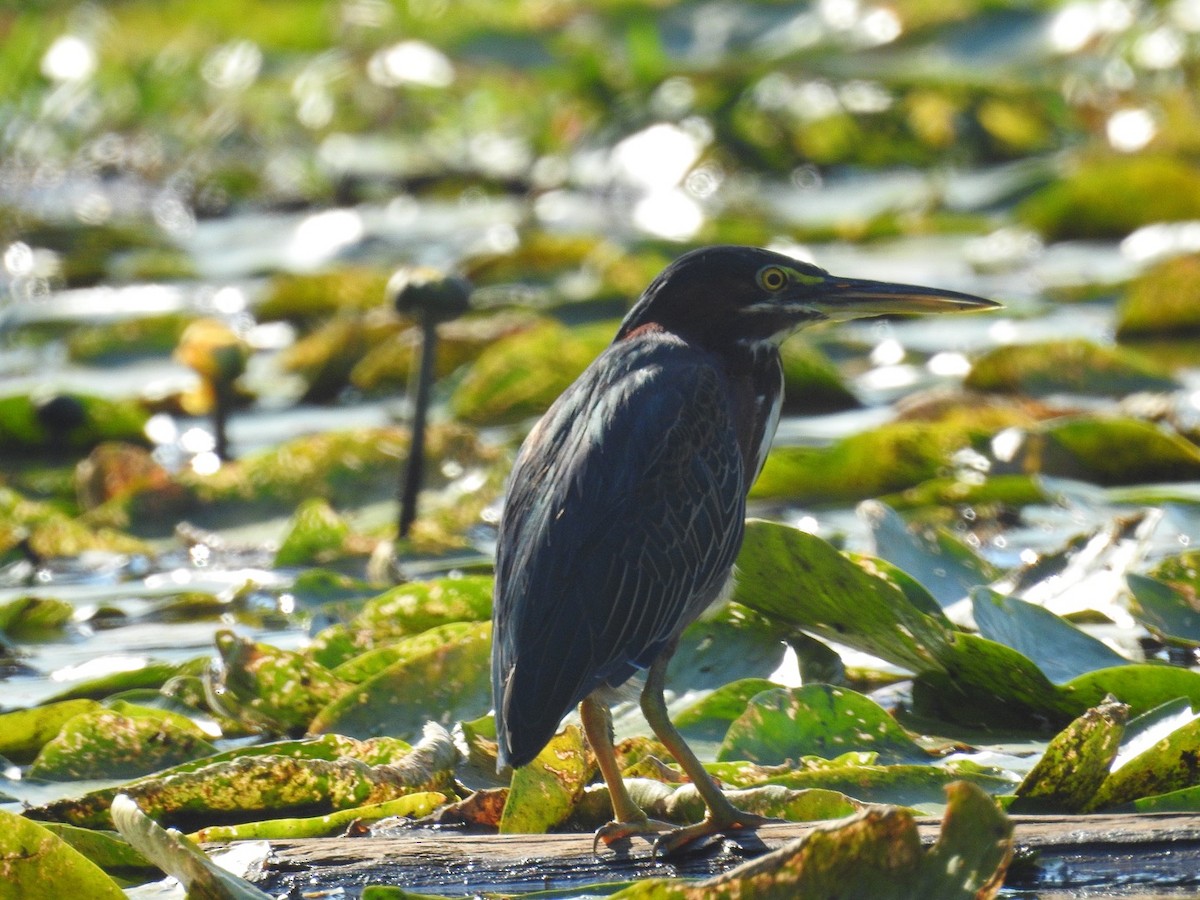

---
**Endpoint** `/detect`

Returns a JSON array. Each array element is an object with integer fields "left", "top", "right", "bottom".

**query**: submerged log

[{"left": 237, "top": 813, "right": 1200, "bottom": 896}]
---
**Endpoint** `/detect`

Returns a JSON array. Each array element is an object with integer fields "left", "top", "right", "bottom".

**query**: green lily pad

[
  {"left": 0, "top": 392, "right": 150, "bottom": 454},
  {"left": 499, "top": 725, "right": 588, "bottom": 834},
  {"left": 1061, "top": 664, "right": 1200, "bottom": 718},
  {"left": 451, "top": 319, "right": 614, "bottom": 425},
  {"left": 719, "top": 685, "right": 929, "bottom": 765},
  {"left": 862, "top": 500, "right": 998, "bottom": 608},
  {"left": 1011, "top": 697, "right": 1128, "bottom": 813},
  {"left": 1089, "top": 699, "right": 1200, "bottom": 810},
  {"left": 1127, "top": 573, "right": 1200, "bottom": 645},
  {"left": 1038, "top": 417, "right": 1200, "bottom": 486},
  {"left": 965, "top": 339, "right": 1177, "bottom": 397},
  {"left": 674, "top": 678, "right": 779, "bottom": 745},
  {"left": 0, "top": 809, "right": 126, "bottom": 900},
  {"left": 1131, "top": 784, "right": 1200, "bottom": 812},
  {"left": 28, "top": 724, "right": 457, "bottom": 830},
  {"left": 332, "top": 621, "right": 483, "bottom": 683},
  {"left": 38, "top": 822, "right": 158, "bottom": 884},
  {"left": 0, "top": 595, "right": 74, "bottom": 639},
  {"left": 28, "top": 704, "right": 218, "bottom": 781},
  {"left": 751, "top": 420, "right": 988, "bottom": 505},
  {"left": 42, "top": 662, "right": 181, "bottom": 703},
  {"left": 1118, "top": 253, "right": 1200, "bottom": 338},
  {"left": 308, "top": 621, "right": 491, "bottom": 741},
  {"left": 780, "top": 338, "right": 859, "bottom": 414},
  {"left": 0, "top": 699, "right": 101, "bottom": 764},
  {"left": 192, "top": 790, "right": 448, "bottom": 841},
  {"left": 274, "top": 498, "right": 353, "bottom": 567},
  {"left": 613, "top": 781, "right": 1011, "bottom": 899},
  {"left": 210, "top": 630, "right": 350, "bottom": 734},
  {"left": 971, "top": 588, "right": 1129, "bottom": 683},
  {"left": 762, "top": 761, "right": 1016, "bottom": 808},
  {"left": 257, "top": 267, "right": 392, "bottom": 324},
  {"left": 1017, "top": 153, "right": 1200, "bottom": 240}
]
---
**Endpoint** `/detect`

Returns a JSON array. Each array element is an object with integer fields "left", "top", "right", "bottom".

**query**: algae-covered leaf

[
  {"left": 780, "top": 338, "right": 859, "bottom": 414},
  {"left": 193, "top": 791, "right": 447, "bottom": 841},
  {"left": 0, "top": 595, "right": 73, "bottom": 638},
  {"left": 965, "top": 339, "right": 1177, "bottom": 397},
  {"left": 613, "top": 781, "right": 1011, "bottom": 899},
  {"left": 1089, "top": 699, "right": 1200, "bottom": 810},
  {"left": 332, "top": 621, "right": 482, "bottom": 683},
  {"left": 1118, "top": 253, "right": 1200, "bottom": 338},
  {"left": 1011, "top": 697, "right": 1128, "bottom": 813},
  {"left": 1128, "top": 573, "right": 1200, "bottom": 645},
  {"left": 635, "top": 782, "right": 861, "bottom": 828},
  {"left": 762, "top": 761, "right": 1016, "bottom": 808},
  {"left": 273, "top": 498, "right": 352, "bottom": 567},
  {"left": 499, "top": 725, "right": 588, "bottom": 834},
  {"left": 971, "top": 588, "right": 1128, "bottom": 683},
  {"left": 210, "top": 629, "right": 350, "bottom": 734},
  {"left": 0, "top": 699, "right": 101, "bottom": 763},
  {"left": 29, "top": 705, "right": 218, "bottom": 781},
  {"left": 0, "top": 809, "right": 126, "bottom": 900},
  {"left": 342, "top": 575, "right": 493, "bottom": 649},
  {"left": 450, "top": 320, "right": 613, "bottom": 425},
  {"left": 110, "top": 794, "right": 273, "bottom": 900},
  {"left": 1062, "top": 664, "right": 1200, "bottom": 718},
  {"left": 28, "top": 723, "right": 457, "bottom": 830},
  {"left": 1132, "top": 784, "right": 1200, "bottom": 811},
  {"left": 42, "top": 661, "right": 180, "bottom": 703},
  {"left": 308, "top": 621, "right": 491, "bottom": 741},
  {"left": 719, "top": 685, "right": 929, "bottom": 765},
  {"left": 734, "top": 519, "right": 952, "bottom": 674},
  {"left": 1039, "top": 417, "right": 1200, "bottom": 486}
]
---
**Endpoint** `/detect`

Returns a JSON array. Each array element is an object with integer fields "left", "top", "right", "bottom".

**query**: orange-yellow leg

[
  {"left": 579, "top": 694, "right": 672, "bottom": 852},
  {"left": 640, "top": 646, "right": 772, "bottom": 856}
]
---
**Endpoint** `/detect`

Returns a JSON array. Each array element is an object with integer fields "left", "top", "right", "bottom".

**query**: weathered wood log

[{"left": 239, "top": 813, "right": 1200, "bottom": 896}]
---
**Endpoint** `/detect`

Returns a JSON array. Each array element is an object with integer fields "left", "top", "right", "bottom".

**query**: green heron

[{"left": 492, "top": 245, "right": 997, "bottom": 853}]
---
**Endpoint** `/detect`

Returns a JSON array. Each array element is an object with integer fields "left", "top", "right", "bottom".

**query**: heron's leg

[
  {"left": 640, "top": 644, "right": 771, "bottom": 855},
  {"left": 580, "top": 694, "right": 671, "bottom": 851}
]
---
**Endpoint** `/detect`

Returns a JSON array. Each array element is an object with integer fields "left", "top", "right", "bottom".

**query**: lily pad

[
  {"left": 1011, "top": 697, "right": 1128, "bottom": 813},
  {"left": 209, "top": 630, "right": 350, "bottom": 734},
  {"left": 1089, "top": 699, "right": 1200, "bottom": 810},
  {"left": 719, "top": 685, "right": 929, "bottom": 765},
  {"left": 1127, "top": 573, "right": 1200, "bottom": 645},
  {"left": 780, "top": 338, "right": 859, "bottom": 414},
  {"left": 192, "top": 790, "right": 447, "bottom": 841},
  {"left": 0, "top": 699, "right": 101, "bottom": 764},
  {"left": 674, "top": 678, "right": 779, "bottom": 745},
  {"left": 499, "top": 725, "right": 588, "bottom": 834},
  {"left": 1038, "top": 417, "right": 1200, "bottom": 486},
  {"left": 0, "top": 595, "right": 74, "bottom": 638},
  {"left": 762, "top": 762, "right": 1017, "bottom": 808},
  {"left": 0, "top": 809, "right": 126, "bottom": 900},
  {"left": 964, "top": 339, "right": 1177, "bottom": 397},
  {"left": 38, "top": 822, "right": 158, "bottom": 884},
  {"left": 274, "top": 498, "right": 353, "bottom": 567},
  {"left": 450, "top": 319, "right": 614, "bottom": 425},
  {"left": 613, "top": 781, "right": 1011, "bottom": 899},
  {"left": 0, "top": 392, "right": 150, "bottom": 454},
  {"left": 971, "top": 588, "right": 1129, "bottom": 684},
  {"left": 29, "top": 705, "right": 218, "bottom": 781},
  {"left": 308, "top": 621, "right": 491, "bottom": 741},
  {"left": 1118, "top": 253, "right": 1200, "bottom": 339}
]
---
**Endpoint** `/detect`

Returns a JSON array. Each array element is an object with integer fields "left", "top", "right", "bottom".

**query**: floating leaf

[
  {"left": 1038, "top": 417, "right": 1200, "bottom": 486},
  {"left": 110, "top": 794, "right": 273, "bottom": 900},
  {"left": 38, "top": 822, "right": 158, "bottom": 883},
  {"left": 0, "top": 595, "right": 74, "bottom": 638},
  {"left": 28, "top": 724, "right": 457, "bottom": 830},
  {"left": 1011, "top": 697, "right": 1128, "bottom": 813},
  {"left": 0, "top": 700, "right": 101, "bottom": 764},
  {"left": 762, "top": 762, "right": 1016, "bottom": 808},
  {"left": 1089, "top": 699, "right": 1200, "bottom": 810},
  {"left": 0, "top": 809, "right": 126, "bottom": 900},
  {"left": 1117, "top": 252, "right": 1200, "bottom": 339},
  {"left": 719, "top": 685, "right": 929, "bottom": 765},
  {"left": 274, "top": 498, "right": 352, "bottom": 567},
  {"left": 1128, "top": 573, "right": 1200, "bottom": 645},
  {"left": 210, "top": 630, "right": 350, "bottom": 734},
  {"left": 613, "top": 781, "right": 1011, "bottom": 898},
  {"left": 971, "top": 588, "right": 1129, "bottom": 683},
  {"left": 193, "top": 791, "right": 447, "bottom": 841},
  {"left": 861, "top": 501, "right": 998, "bottom": 609},
  {"left": 332, "top": 621, "right": 482, "bottom": 683},
  {"left": 965, "top": 339, "right": 1177, "bottom": 397},
  {"left": 499, "top": 725, "right": 588, "bottom": 834},
  {"left": 1131, "top": 784, "right": 1200, "bottom": 812},
  {"left": 42, "top": 662, "right": 180, "bottom": 703},
  {"left": 337, "top": 575, "right": 493, "bottom": 652},
  {"left": 674, "top": 678, "right": 778, "bottom": 745},
  {"left": 309, "top": 621, "right": 491, "bottom": 741},
  {"left": 29, "top": 705, "right": 218, "bottom": 781}
]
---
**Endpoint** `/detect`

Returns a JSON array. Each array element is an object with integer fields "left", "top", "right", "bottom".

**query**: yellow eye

[{"left": 758, "top": 266, "right": 788, "bottom": 291}]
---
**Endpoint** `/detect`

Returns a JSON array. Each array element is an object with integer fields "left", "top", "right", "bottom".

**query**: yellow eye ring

[{"left": 758, "top": 266, "right": 788, "bottom": 291}]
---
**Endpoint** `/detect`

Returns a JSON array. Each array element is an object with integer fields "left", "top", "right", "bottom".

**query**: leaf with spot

[
  {"left": 1011, "top": 697, "right": 1128, "bottom": 813},
  {"left": 0, "top": 809, "right": 126, "bottom": 900},
  {"left": 1128, "top": 573, "right": 1200, "bottom": 646},
  {"left": 719, "top": 685, "right": 930, "bottom": 765},
  {"left": 192, "top": 790, "right": 447, "bottom": 841},
  {"left": 499, "top": 725, "right": 588, "bottom": 834},
  {"left": 1089, "top": 699, "right": 1200, "bottom": 810}
]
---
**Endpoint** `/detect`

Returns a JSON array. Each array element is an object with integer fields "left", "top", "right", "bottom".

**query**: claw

[
  {"left": 651, "top": 810, "right": 776, "bottom": 859},
  {"left": 592, "top": 817, "right": 674, "bottom": 854}
]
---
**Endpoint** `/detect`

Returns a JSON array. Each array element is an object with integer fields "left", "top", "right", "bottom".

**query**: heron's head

[{"left": 617, "top": 245, "right": 999, "bottom": 349}]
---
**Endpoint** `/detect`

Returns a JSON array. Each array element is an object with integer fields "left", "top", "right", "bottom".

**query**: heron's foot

[
  {"left": 652, "top": 809, "right": 776, "bottom": 858},
  {"left": 592, "top": 816, "right": 674, "bottom": 854}
]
